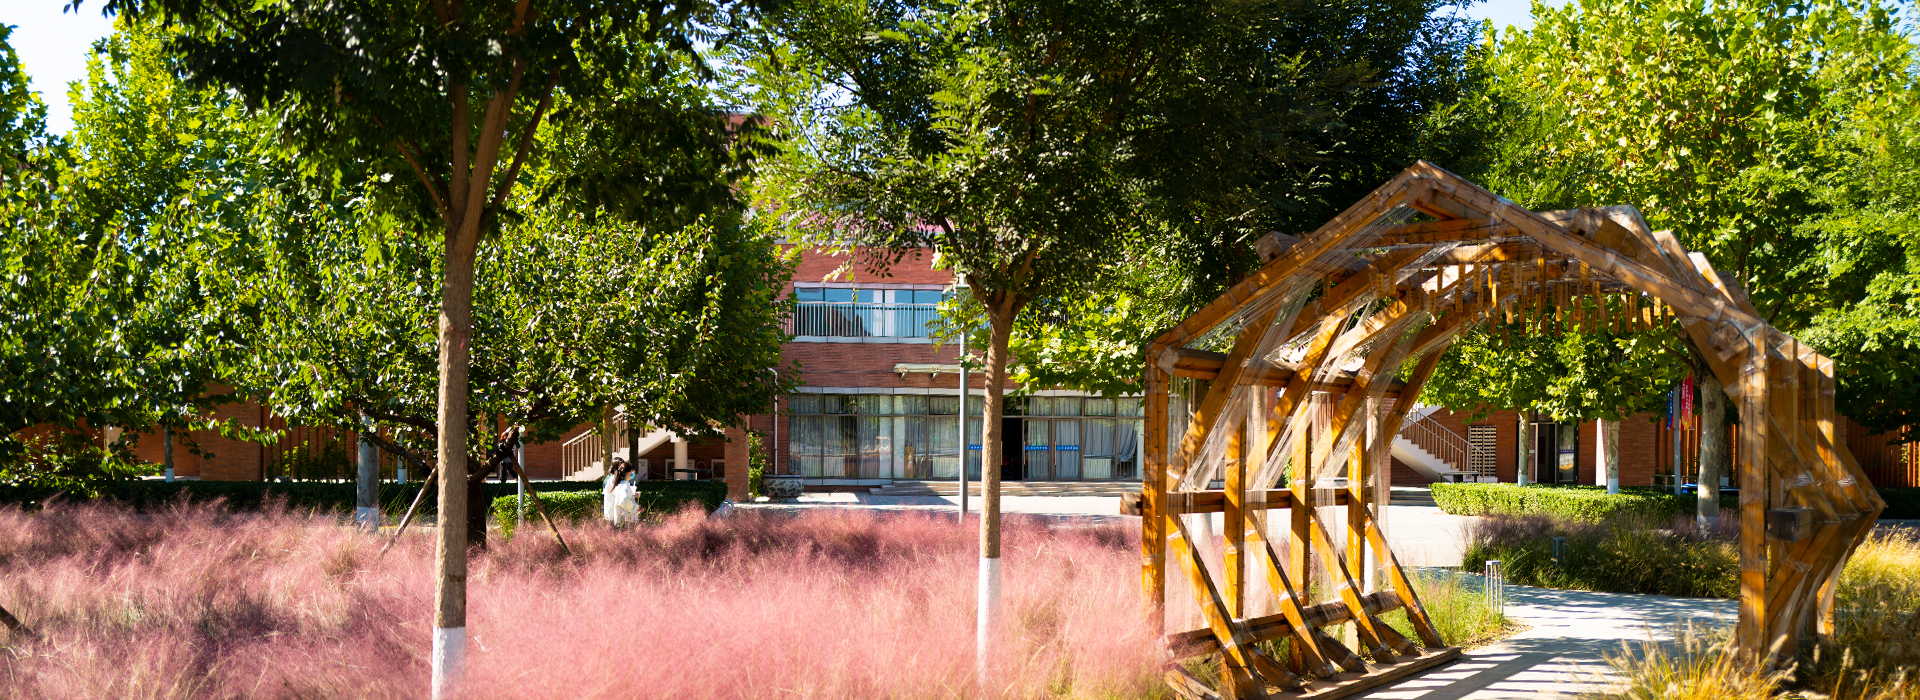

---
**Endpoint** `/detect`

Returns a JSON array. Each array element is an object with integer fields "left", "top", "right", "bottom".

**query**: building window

[
  {"left": 791, "top": 287, "right": 946, "bottom": 338},
  {"left": 789, "top": 393, "right": 970, "bottom": 479},
  {"left": 788, "top": 393, "right": 1143, "bottom": 481},
  {"left": 1468, "top": 425, "right": 1498, "bottom": 481}
]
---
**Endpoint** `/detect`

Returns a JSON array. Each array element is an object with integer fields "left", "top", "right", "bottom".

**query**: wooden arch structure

[{"left": 1136, "top": 161, "right": 1884, "bottom": 699}]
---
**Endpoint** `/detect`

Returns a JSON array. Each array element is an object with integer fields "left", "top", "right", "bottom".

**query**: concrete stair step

[
  {"left": 1389, "top": 486, "right": 1439, "bottom": 507},
  {"left": 870, "top": 480, "right": 1141, "bottom": 498}
]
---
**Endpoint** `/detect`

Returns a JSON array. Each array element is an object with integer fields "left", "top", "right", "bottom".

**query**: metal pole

[
  {"left": 515, "top": 427, "right": 526, "bottom": 529},
  {"left": 959, "top": 330, "right": 969, "bottom": 522},
  {"left": 1672, "top": 392, "right": 1685, "bottom": 496},
  {"left": 771, "top": 369, "right": 781, "bottom": 475}
]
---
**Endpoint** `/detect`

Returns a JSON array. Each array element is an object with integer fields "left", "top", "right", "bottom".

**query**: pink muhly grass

[{"left": 0, "top": 501, "right": 1163, "bottom": 699}]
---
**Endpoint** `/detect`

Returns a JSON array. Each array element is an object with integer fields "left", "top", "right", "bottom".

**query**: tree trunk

[
  {"left": 1599, "top": 418, "right": 1620, "bottom": 494},
  {"left": 357, "top": 415, "right": 379, "bottom": 530},
  {"left": 1515, "top": 412, "right": 1531, "bottom": 486},
  {"left": 976, "top": 297, "right": 1017, "bottom": 680},
  {"left": 163, "top": 425, "right": 174, "bottom": 483},
  {"left": 1698, "top": 371, "right": 1727, "bottom": 523},
  {"left": 431, "top": 223, "right": 481, "bottom": 698}
]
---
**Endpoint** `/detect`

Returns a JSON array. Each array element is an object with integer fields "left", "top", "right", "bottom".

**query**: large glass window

[{"left": 789, "top": 393, "right": 1142, "bottom": 480}]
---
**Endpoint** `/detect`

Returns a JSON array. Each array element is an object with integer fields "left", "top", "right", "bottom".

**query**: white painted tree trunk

[
  {"left": 1515, "top": 413, "right": 1531, "bottom": 487},
  {"left": 357, "top": 419, "right": 379, "bottom": 530},
  {"left": 1599, "top": 418, "right": 1620, "bottom": 494}
]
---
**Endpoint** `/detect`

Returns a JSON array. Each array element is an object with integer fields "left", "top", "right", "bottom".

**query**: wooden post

[
  {"left": 1289, "top": 407, "right": 1311, "bottom": 601},
  {"left": 1347, "top": 432, "right": 1368, "bottom": 595},
  {"left": 1736, "top": 343, "right": 1771, "bottom": 664},
  {"left": 1143, "top": 360, "right": 1170, "bottom": 636},
  {"left": 1225, "top": 391, "right": 1249, "bottom": 618}
]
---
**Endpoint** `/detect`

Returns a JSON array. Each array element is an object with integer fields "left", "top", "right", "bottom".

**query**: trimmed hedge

[
  {"left": 490, "top": 483, "right": 725, "bottom": 538},
  {"left": 1880, "top": 488, "right": 1920, "bottom": 519},
  {"left": 1429, "top": 482, "right": 1737, "bottom": 521},
  {"left": 1432, "top": 482, "right": 1920, "bottom": 521},
  {"left": 0, "top": 478, "right": 727, "bottom": 521}
]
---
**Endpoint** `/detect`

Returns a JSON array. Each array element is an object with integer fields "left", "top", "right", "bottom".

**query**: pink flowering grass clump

[{"left": 0, "top": 500, "right": 1164, "bottom": 699}]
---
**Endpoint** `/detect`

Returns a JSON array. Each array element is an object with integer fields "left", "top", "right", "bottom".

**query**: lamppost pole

[{"left": 956, "top": 276, "right": 970, "bottom": 523}]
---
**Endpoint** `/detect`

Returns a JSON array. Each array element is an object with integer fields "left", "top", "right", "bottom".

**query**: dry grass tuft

[{"left": 1594, "top": 531, "right": 1920, "bottom": 700}]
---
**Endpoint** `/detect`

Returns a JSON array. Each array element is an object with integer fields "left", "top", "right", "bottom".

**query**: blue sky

[{"left": 3, "top": 0, "right": 1558, "bottom": 136}]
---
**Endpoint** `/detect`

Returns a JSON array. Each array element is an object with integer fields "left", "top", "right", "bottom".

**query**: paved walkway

[
  {"left": 1360, "top": 577, "right": 1736, "bottom": 699},
  {"left": 738, "top": 493, "right": 1479, "bottom": 565}
]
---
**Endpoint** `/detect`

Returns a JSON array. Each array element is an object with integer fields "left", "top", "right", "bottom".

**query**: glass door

[
  {"left": 1555, "top": 422, "right": 1579, "bottom": 484},
  {"left": 1054, "top": 420, "right": 1081, "bottom": 480},
  {"left": 1025, "top": 420, "right": 1051, "bottom": 480}
]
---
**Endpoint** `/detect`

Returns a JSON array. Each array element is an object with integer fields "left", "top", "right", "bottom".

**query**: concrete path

[{"left": 1360, "top": 577, "right": 1737, "bottom": 699}]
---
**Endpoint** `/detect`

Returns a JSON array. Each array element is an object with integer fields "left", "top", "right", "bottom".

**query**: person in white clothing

[{"left": 602, "top": 459, "right": 640, "bottom": 526}]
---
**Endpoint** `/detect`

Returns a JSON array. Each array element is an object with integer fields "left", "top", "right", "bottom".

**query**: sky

[{"left": 2, "top": 0, "right": 1559, "bottom": 137}]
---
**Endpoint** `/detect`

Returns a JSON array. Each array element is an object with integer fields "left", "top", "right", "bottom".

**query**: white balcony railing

[{"left": 789, "top": 302, "right": 940, "bottom": 338}]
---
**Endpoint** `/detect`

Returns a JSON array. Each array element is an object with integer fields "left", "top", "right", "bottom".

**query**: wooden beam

[
  {"left": 1154, "top": 171, "right": 1429, "bottom": 349},
  {"left": 1356, "top": 217, "right": 1516, "bottom": 247},
  {"left": 1172, "top": 307, "right": 1279, "bottom": 484},
  {"left": 1169, "top": 514, "right": 1273, "bottom": 697}
]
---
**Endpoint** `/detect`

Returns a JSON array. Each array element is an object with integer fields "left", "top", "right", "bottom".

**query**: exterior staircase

[
  {"left": 1390, "top": 405, "right": 1497, "bottom": 484},
  {"left": 560, "top": 414, "right": 677, "bottom": 481}
]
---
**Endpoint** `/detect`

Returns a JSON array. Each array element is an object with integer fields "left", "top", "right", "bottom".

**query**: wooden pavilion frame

[{"left": 1136, "top": 162, "right": 1884, "bottom": 699}]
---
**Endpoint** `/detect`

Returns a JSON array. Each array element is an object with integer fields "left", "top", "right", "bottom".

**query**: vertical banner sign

[
  {"left": 1682, "top": 373, "right": 1694, "bottom": 418},
  {"left": 1667, "top": 386, "right": 1678, "bottom": 430}
]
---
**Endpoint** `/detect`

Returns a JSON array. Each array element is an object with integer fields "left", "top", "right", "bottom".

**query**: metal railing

[
  {"left": 1397, "top": 408, "right": 1499, "bottom": 482},
  {"left": 561, "top": 413, "right": 633, "bottom": 480},
  {"left": 789, "top": 302, "right": 940, "bottom": 338}
]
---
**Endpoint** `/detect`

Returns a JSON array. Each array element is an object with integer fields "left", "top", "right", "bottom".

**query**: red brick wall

[{"left": 789, "top": 245, "right": 954, "bottom": 286}]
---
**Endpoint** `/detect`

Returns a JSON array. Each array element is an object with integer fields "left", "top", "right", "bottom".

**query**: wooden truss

[{"left": 1136, "top": 162, "right": 1884, "bottom": 698}]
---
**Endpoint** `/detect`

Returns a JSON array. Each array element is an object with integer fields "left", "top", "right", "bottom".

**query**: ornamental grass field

[{"left": 0, "top": 501, "right": 1165, "bottom": 699}]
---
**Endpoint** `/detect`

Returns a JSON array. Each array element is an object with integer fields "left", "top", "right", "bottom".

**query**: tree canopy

[{"left": 1420, "top": 0, "right": 1920, "bottom": 432}]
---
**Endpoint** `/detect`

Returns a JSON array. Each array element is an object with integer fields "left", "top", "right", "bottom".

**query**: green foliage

[
  {"left": 0, "top": 24, "right": 255, "bottom": 488},
  {"left": 491, "top": 483, "right": 725, "bottom": 538},
  {"left": 0, "top": 479, "right": 551, "bottom": 513},
  {"left": 1458, "top": 0, "right": 1920, "bottom": 436},
  {"left": 746, "top": 430, "right": 766, "bottom": 499},
  {"left": 1425, "top": 319, "right": 1692, "bottom": 422},
  {"left": 1429, "top": 482, "right": 1723, "bottom": 521},
  {"left": 1462, "top": 513, "right": 1739, "bottom": 598}
]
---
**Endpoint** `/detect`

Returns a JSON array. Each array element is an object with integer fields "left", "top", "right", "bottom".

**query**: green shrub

[
  {"left": 1430, "top": 482, "right": 1734, "bottom": 521},
  {"left": 0, "top": 478, "right": 727, "bottom": 520},
  {"left": 1877, "top": 487, "right": 1920, "bottom": 519},
  {"left": 491, "top": 491, "right": 604, "bottom": 538},
  {"left": 1461, "top": 512, "right": 1738, "bottom": 598},
  {"left": 490, "top": 481, "right": 724, "bottom": 538}
]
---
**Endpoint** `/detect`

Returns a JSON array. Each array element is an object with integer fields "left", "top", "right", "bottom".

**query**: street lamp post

[{"left": 955, "top": 276, "right": 970, "bottom": 523}]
